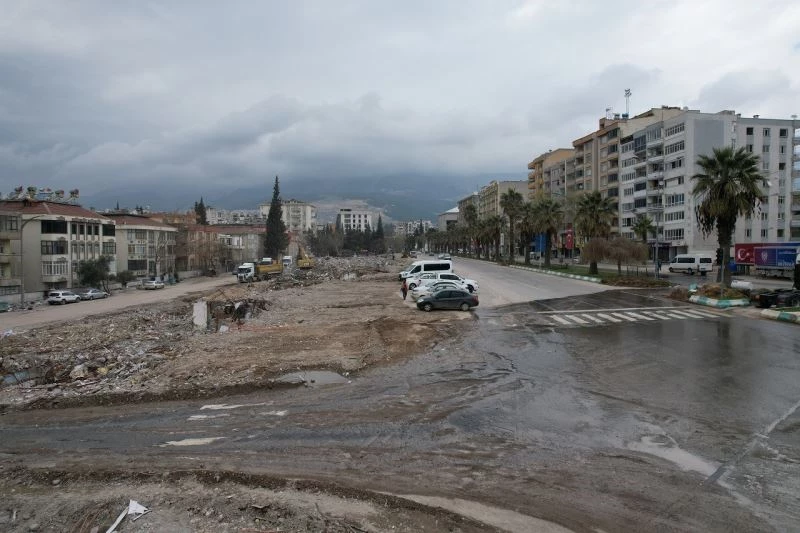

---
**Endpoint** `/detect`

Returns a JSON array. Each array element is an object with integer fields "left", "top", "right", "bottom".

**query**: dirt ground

[{"left": 1, "top": 257, "right": 487, "bottom": 533}]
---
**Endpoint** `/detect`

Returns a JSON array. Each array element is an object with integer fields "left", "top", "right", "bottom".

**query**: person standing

[{"left": 401, "top": 280, "right": 408, "bottom": 301}]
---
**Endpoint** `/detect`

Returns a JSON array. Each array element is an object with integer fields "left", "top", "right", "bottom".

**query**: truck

[
  {"left": 753, "top": 246, "right": 799, "bottom": 278},
  {"left": 236, "top": 258, "right": 284, "bottom": 282},
  {"left": 297, "top": 244, "right": 314, "bottom": 270}
]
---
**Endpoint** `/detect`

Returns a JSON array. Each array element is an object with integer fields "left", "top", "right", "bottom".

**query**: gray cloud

[{"left": 1, "top": 1, "right": 799, "bottom": 209}]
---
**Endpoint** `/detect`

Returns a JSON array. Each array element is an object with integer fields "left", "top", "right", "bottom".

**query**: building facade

[
  {"left": 106, "top": 214, "right": 177, "bottom": 278},
  {"left": 456, "top": 192, "right": 479, "bottom": 226},
  {"left": 477, "top": 180, "right": 528, "bottom": 220},
  {"left": 280, "top": 200, "right": 317, "bottom": 234},
  {"left": 0, "top": 199, "right": 117, "bottom": 302},
  {"left": 438, "top": 207, "right": 459, "bottom": 231},
  {"left": 336, "top": 208, "right": 373, "bottom": 233}
]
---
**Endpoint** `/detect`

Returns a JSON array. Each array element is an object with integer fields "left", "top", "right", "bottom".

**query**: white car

[
  {"left": 410, "top": 281, "right": 462, "bottom": 301},
  {"left": 406, "top": 272, "right": 479, "bottom": 293},
  {"left": 47, "top": 290, "right": 81, "bottom": 305},
  {"left": 139, "top": 279, "right": 165, "bottom": 290}
]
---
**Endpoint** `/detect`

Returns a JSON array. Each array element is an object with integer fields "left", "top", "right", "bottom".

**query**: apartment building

[
  {"left": 456, "top": 192, "right": 478, "bottom": 226},
  {"left": 105, "top": 213, "right": 177, "bottom": 278},
  {"left": 617, "top": 110, "right": 799, "bottom": 258},
  {"left": 210, "top": 225, "right": 266, "bottom": 267},
  {"left": 336, "top": 208, "right": 373, "bottom": 233},
  {"left": 0, "top": 199, "right": 117, "bottom": 302},
  {"left": 208, "top": 207, "right": 264, "bottom": 225},
  {"left": 527, "top": 148, "right": 574, "bottom": 198},
  {"left": 280, "top": 200, "right": 317, "bottom": 234},
  {"left": 477, "top": 180, "right": 528, "bottom": 219}
]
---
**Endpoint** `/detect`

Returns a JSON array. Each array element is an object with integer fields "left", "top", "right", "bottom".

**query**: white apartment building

[
  {"left": 281, "top": 200, "right": 317, "bottom": 233},
  {"left": 208, "top": 207, "right": 264, "bottom": 225},
  {"left": 106, "top": 214, "right": 177, "bottom": 278},
  {"left": 0, "top": 199, "right": 117, "bottom": 303},
  {"left": 616, "top": 109, "right": 800, "bottom": 259},
  {"left": 337, "top": 208, "right": 373, "bottom": 233},
  {"left": 394, "top": 220, "right": 434, "bottom": 236}
]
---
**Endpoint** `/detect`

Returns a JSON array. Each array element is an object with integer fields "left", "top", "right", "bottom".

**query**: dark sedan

[
  {"left": 755, "top": 288, "right": 800, "bottom": 309},
  {"left": 416, "top": 289, "right": 478, "bottom": 312}
]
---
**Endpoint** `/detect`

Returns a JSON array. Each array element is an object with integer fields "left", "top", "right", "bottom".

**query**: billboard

[
  {"left": 754, "top": 247, "right": 798, "bottom": 268},
  {"left": 735, "top": 242, "right": 800, "bottom": 265}
]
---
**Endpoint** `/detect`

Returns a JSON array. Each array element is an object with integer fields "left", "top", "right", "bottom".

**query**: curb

[
  {"left": 509, "top": 264, "right": 602, "bottom": 284},
  {"left": 688, "top": 295, "right": 750, "bottom": 308},
  {"left": 760, "top": 309, "right": 800, "bottom": 324}
]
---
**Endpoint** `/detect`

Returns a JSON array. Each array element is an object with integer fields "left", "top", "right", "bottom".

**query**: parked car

[
  {"left": 77, "top": 288, "right": 109, "bottom": 300},
  {"left": 410, "top": 281, "right": 462, "bottom": 301},
  {"left": 755, "top": 288, "right": 800, "bottom": 309},
  {"left": 417, "top": 289, "right": 479, "bottom": 312},
  {"left": 667, "top": 254, "right": 713, "bottom": 275},
  {"left": 140, "top": 279, "right": 165, "bottom": 290},
  {"left": 406, "top": 272, "right": 479, "bottom": 293},
  {"left": 47, "top": 290, "right": 81, "bottom": 305}
]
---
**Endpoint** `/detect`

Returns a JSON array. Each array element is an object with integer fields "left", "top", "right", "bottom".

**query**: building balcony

[
  {"left": 647, "top": 137, "right": 664, "bottom": 146},
  {"left": 0, "top": 230, "right": 21, "bottom": 240},
  {"left": 41, "top": 274, "right": 68, "bottom": 283},
  {"left": 0, "top": 277, "right": 21, "bottom": 287},
  {"left": 791, "top": 219, "right": 800, "bottom": 228},
  {"left": 0, "top": 252, "right": 14, "bottom": 264}
]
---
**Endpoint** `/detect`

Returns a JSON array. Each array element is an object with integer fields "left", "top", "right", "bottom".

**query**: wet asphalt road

[{"left": 2, "top": 290, "right": 800, "bottom": 532}]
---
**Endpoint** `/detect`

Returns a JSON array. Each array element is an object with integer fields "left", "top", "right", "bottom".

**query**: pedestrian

[{"left": 401, "top": 280, "right": 408, "bottom": 301}]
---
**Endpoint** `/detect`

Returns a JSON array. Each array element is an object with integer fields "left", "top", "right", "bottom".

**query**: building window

[
  {"left": 779, "top": 128, "right": 788, "bottom": 138},
  {"left": 664, "top": 210, "right": 685, "bottom": 222},
  {"left": 669, "top": 158, "right": 683, "bottom": 169},
  {"left": 102, "top": 242, "right": 116, "bottom": 255},
  {"left": 1, "top": 215, "right": 20, "bottom": 231},
  {"left": 102, "top": 224, "right": 116, "bottom": 236},
  {"left": 624, "top": 187, "right": 634, "bottom": 196},
  {"left": 40, "top": 240, "right": 68, "bottom": 255},
  {"left": 664, "top": 140, "right": 685, "bottom": 155},
  {"left": 761, "top": 212, "right": 768, "bottom": 221},
  {"left": 761, "top": 229, "right": 768, "bottom": 238},
  {"left": 746, "top": 127, "right": 754, "bottom": 135},
  {"left": 762, "top": 145, "right": 770, "bottom": 153},
  {"left": 762, "top": 161, "right": 770, "bottom": 171},
  {"left": 665, "top": 123, "right": 685, "bottom": 137},
  {"left": 780, "top": 145, "right": 786, "bottom": 154},
  {"left": 778, "top": 195, "right": 785, "bottom": 206},
  {"left": 778, "top": 229, "right": 785, "bottom": 237},
  {"left": 41, "top": 220, "right": 68, "bottom": 234},
  {"left": 135, "top": 229, "right": 147, "bottom": 240},
  {"left": 763, "top": 128, "right": 770, "bottom": 137},
  {"left": 745, "top": 229, "right": 752, "bottom": 238},
  {"left": 41, "top": 259, "right": 68, "bottom": 276},
  {"left": 746, "top": 144, "right": 754, "bottom": 153},
  {"left": 664, "top": 228, "right": 684, "bottom": 240}
]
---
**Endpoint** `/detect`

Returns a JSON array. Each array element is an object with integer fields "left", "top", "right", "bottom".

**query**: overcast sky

[{"left": 1, "top": 0, "right": 799, "bottom": 201}]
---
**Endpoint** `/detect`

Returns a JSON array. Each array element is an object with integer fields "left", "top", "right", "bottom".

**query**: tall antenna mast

[{"left": 624, "top": 89, "right": 632, "bottom": 117}]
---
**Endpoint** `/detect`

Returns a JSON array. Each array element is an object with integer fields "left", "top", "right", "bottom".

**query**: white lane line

[
  {"left": 159, "top": 437, "right": 225, "bottom": 447},
  {"left": 611, "top": 313, "right": 638, "bottom": 322},
  {"left": 596, "top": 313, "right": 622, "bottom": 323},
  {"left": 666, "top": 312, "right": 688, "bottom": 319},
  {"left": 563, "top": 315, "right": 589, "bottom": 324},
  {"left": 670, "top": 310, "right": 701, "bottom": 319},
  {"left": 550, "top": 315, "right": 573, "bottom": 325},
  {"left": 689, "top": 310, "right": 721, "bottom": 318},
  {"left": 580, "top": 314, "right": 605, "bottom": 324},
  {"left": 677, "top": 310, "right": 708, "bottom": 319},
  {"left": 623, "top": 311, "right": 655, "bottom": 321},
  {"left": 643, "top": 311, "right": 671, "bottom": 320}
]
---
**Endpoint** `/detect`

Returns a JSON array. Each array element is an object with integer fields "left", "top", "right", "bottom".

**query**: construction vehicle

[
  {"left": 297, "top": 244, "right": 315, "bottom": 269},
  {"left": 236, "top": 258, "right": 283, "bottom": 282}
]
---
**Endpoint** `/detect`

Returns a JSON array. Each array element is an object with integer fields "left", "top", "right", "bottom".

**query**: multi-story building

[
  {"left": 280, "top": 200, "right": 317, "bottom": 234},
  {"left": 456, "top": 192, "right": 478, "bottom": 226},
  {"left": 336, "top": 208, "right": 373, "bottom": 233},
  {"left": 394, "top": 220, "right": 434, "bottom": 236},
  {"left": 210, "top": 225, "right": 266, "bottom": 267},
  {"left": 0, "top": 199, "right": 117, "bottom": 303},
  {"left": 527, "top": 148, "right": 574, "bottom": 198},
  {"left": 477, "top": 180, "right": 528, "bottom": 220},
  {"left": 105, "top": 213, "right": 177, "bottom": 278},
  {"left": 438, "top": 208, "right": 459, "bottom": 231}
]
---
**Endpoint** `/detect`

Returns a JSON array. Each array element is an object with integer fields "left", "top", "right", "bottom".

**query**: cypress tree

[{"left": 264, "top": 176, "right": 288, "bottom": 258}]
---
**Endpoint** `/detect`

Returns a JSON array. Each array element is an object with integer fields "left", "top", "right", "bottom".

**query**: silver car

[
  {"left": 47, "top": 290, "right": 81, "bottom": 305},
  {"left": 410, "top": 281, "right": 462, "bottom": 301},
  {"left": 78, "top": 288, "right": 109, "bottom": 300}
]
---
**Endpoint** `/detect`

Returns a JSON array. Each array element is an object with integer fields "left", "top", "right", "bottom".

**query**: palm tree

[
  {"left": 483, "top": 215, "right": 504, "bottom": 262},
  {"left": 462, "top": 203, "right": 478, "bottom": 257},
  {"left": 532, "top": 198, "right": 564, "bottom": 268},
  {"left": 574, "top": 191, "right": 616, "bottom": 275},
  {"left": 499, "top": 189, "right": 525, "bottom": 262},
  {"left": 520, "top": 202, "right": 537, "bottom": 265},
  {"left": 632, "top": 215, "right": 655, "bottom": 244},
  {"left": 692, "top": 146, "right": 765, "bottom": 287}
]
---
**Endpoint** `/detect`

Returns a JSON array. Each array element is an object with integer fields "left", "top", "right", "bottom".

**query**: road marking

[
  {"left": 675, "top": 310, "right": 707, "bottom": 319},
  {"left": 159, "top": 437, "right": 225, "bottom": 447},
  {"left": 688, "top": 310, "right": 721, "bottom": 318},
  {"left": 623, "top": 311, "right": 655, "bottom": 321},
  {"left": 535, "top": 306, "right": 699, "bottom": 314},
  {"left": 611, "top": 313, "right": 637, "bottom": 322},
  {"left": 549, "top": 315, "right": 573, "bottom": 325},
  {"left": 596, "top": 313, "right": 623, "bottom": 323},
  {"left": 665, "top": 312, "right": 689, "bottom": 319},
  {"left": 200, "top": 402, "right": 267, "bottom": 410},
  {"left": 643, "top": 311, "right": 671, "bottom": 320},
  {"left": 670, "top": 310, "right": 700, "bottom": 319},
  {"left": 563, "top": 315, "right": 589, "bottom": 324},
  {"left": 580, "top": 314, "right": 605, "bottom": 324}
]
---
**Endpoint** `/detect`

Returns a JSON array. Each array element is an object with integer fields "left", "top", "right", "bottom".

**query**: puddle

[
  {"left": 159, "top": 437, "right": 225, "bottom": 447},
  {"left": 274, "top": 371, "right": 350, "bottom": 387},
  {"left": 627, "top": 434, "right": 719, "bottom": 476}
]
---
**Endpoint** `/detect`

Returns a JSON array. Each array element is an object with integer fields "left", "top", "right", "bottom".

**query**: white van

[
  {"left": 667, "top": 254, "right": 713, "bottom": 275},
  {"left": 399, "top": 260, "right": 453, "bottom": 280}
]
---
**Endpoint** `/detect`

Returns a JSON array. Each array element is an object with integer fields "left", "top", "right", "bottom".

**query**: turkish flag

[{"left": 566, "top": 229, "right": 574, "bottom": 250}]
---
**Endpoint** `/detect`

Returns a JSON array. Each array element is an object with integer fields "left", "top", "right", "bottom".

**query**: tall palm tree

[
  {"left": 532, "top": 198, "right": 564, "bottom": 268},
  {"left": 499, "top": 189, "right": 525, "bottom": 262},
  {"left": 574, "top": 191, "right": 616, "bottom": 275},
  {"left": 462, "top": 203, "right": 479, "bottom": 257},
  {"left": 632, "top": 215, "right": 655, "bottom": 244},
  {"left": 483, "top": 215, "right": 505, "bottom": 262},
  {"left": 520, "top": 201, "right": 537, "bottom": 265},
  {"left": 692, "top": 146, "right": 765, "bottom": 287}
]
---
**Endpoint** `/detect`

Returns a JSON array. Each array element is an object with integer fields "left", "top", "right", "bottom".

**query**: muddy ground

[{"left": 1, "top": 257, "right": 484, "bottom": 533}]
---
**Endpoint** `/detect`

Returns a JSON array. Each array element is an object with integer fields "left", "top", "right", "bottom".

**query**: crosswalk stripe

[
  {"left": 643, "top": 311, "right": 671, "bottom": 320},
  {"left": 665, "top": 312, "right": 688, "bottom": 319},
  {"left": 623, "top": 311, "right": 655, "bottom": 321},
  {"left": 563, "top": 315, "right": 589, "bottom": 324},
  {"left": 550, "top": 315, "right": 573, "bottom": 325},
  {"left": 611, "top": 312, "right": 637, "bottom": 322},
  {"left": 676, "top": 310, "right": 707, "bottom": 318},
  {"left": 688, "top": 309, "right": 720, "bottom": 318},
  {"left": 580, "top": 314, "right": 605, "bottom": 323},
  {"left": 670, "top": 310, "right": 699, "bottom": 319},
  {"left": 596, "top": 313, "right": 623, "bottom": 323}
]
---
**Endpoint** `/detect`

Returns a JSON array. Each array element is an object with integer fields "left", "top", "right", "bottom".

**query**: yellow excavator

[{"left": 297, "top": 243, "right": 314, "bottom": 269}]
